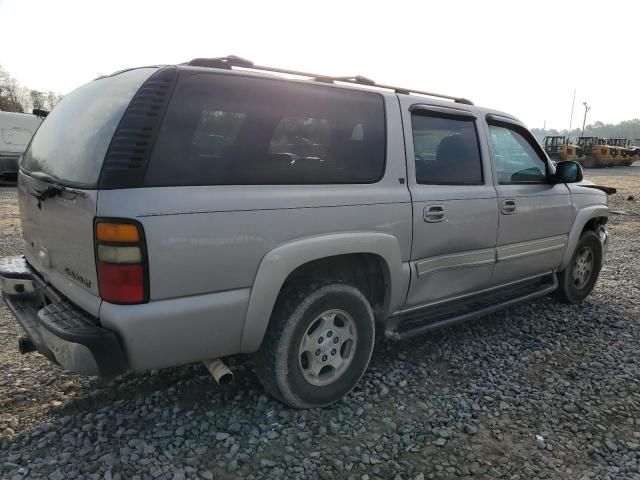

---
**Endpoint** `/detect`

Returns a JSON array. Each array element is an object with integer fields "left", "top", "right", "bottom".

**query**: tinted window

[
  {"left": 192, "top": 111, "right": 246, "bottom": 159},
  {"left": 22, "top": 68, "right": 156, "bottom": 186},
  {"left": 411, "top": 114, "right": 483, "bottom": 184},
  {"left": 489, "top": 125, "right": 547, "bottom": 184},
  {"left": 269, "top": 117, "right": 331, "bottom": 161},
  {"left": 145, "top": 73, "right": 386, "bottom": 186}
]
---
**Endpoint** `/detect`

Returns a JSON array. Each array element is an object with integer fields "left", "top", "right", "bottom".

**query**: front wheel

[
  {"left": 255, "top": 283, "right": 375, "bottom": 408},
  {"left": 555, "top": 230, "right": 602, "bottom": 304}
]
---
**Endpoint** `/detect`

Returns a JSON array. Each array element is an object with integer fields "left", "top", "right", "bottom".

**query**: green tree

[
  {"left": 0, "top": 64, "right": 62, "bottom": 113},
  {"left": 30, "top": 90, "right": 46, "bottom": 110},
  {"left": 0, "top": 65, "right": 25, "bottom": 112}
]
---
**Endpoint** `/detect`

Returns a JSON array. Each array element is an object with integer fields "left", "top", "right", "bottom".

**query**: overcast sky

[{"left": 1, "top": 0, "right": 638, "bottom": 129}]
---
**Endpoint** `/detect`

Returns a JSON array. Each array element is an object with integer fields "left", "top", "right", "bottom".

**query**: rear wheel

[
  {"left": 555, "top": 230, "right": 602, "bottom": 304},
  {"left": 255, "top": 283, "right": 375, "bottom": 408}
]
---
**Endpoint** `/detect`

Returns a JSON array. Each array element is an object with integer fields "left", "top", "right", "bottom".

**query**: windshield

[{"left": 21, "top": 68, "right": 156, "bottom": 187}]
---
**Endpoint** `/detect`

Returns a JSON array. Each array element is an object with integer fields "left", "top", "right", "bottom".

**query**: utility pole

[
  {"left": 581, "top": 102, "right": 591, "bottom": 137},
  {"left": 568, "top": 89, "right": 576, "bottom": 135}
]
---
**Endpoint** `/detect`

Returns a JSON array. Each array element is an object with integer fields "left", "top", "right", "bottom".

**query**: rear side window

[
  {"left": 411, "top": 113, "right": 483, "bottom": 185},
  {"left": 22, "top": 68, "right": 156, "bottom": 186},
  {"left": 489, "top": 125, "right": 547, "bottom": 184},
  {"left": 144, "top": 73, "right": 386, "bottom": 186}
]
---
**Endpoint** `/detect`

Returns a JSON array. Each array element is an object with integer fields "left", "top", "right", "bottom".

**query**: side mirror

[{"left": 553, "top": 160, "right": 583, "bottom": 183}]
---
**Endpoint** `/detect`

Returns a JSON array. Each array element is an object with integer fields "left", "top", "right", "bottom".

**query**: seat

[{"left": 433, "top": 134, "right": 482, "bottom": 184}]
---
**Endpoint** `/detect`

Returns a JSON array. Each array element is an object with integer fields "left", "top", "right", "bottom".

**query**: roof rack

[{"left": 185, "top": 56, "right": 474, "bottom": 106}]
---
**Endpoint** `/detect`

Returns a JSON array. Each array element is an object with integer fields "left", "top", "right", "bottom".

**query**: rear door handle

[
  {"left": 424, "top": 205, "right": 445, "bottom": 223},
  {"left": 501, "top": 199, "right": 517, "bottom": 215}
]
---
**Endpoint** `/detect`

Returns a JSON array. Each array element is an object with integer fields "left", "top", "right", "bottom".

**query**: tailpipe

[
  {"left": 18, "top": 336, "right": 37, "bottom": 354},
  {"left": 203, "top": 358, "right": 234, "bottom": 385}
]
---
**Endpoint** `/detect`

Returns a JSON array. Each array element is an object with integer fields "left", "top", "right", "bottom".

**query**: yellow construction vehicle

[
  {"left": 597, "top": 138, "right": 620, "bottom": 165},
  {"left": 543, "top": 136, "right": 578, "bottom": 161},
  {"left": 575, "top": 136, "right": 615, "bottom": 167},
  {"left": 606, "top": 138, "right": 637, "bottom": 166}
]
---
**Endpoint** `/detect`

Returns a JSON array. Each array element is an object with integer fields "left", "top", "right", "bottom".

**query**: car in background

[{"left": 0, "top": 111, "right": 44, "bottom": 180}]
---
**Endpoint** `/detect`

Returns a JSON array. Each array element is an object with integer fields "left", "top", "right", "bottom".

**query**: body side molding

[
  {"left": 413, "top": 234, "right": 569, "bottom": 279},
  {"left": 496, "top": 235, "right": 567, "bottom": 262},
  {"left": 415, "top": 248, "right": 495, "bottom": 277}
]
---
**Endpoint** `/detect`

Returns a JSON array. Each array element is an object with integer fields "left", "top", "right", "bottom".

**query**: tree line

[
  {"left": 0, "top": 64, "right": 62, "bottom": 113},
  {"left": 531, "top": 119, "right": 640, "bottom": 143}
]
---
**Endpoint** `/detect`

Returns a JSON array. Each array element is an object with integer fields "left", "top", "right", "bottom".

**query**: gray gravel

[{"left": 1, "top": 172, "right": 640, "bottom": 479}]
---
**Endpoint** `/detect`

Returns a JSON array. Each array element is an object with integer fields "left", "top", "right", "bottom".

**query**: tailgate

[{"left": 17, "top": 173, "right": 101, "bottom": 316}]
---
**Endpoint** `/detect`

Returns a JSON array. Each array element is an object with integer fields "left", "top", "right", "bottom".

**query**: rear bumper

[{"left": 0, "top": 256, "right": 127, "bottom": 376}]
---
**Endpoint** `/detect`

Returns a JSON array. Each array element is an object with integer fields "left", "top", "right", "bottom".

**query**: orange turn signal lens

[{"left": 96, "top": 223, "right": 140, "bottom": 243}]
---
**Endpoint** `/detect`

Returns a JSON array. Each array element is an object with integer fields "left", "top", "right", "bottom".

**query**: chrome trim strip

[
  {"left": 496, "top": 235, "right": 567, "bottom": 262},
  {"left": 415, "top": 248, "right": 495, "bottom": 278}
]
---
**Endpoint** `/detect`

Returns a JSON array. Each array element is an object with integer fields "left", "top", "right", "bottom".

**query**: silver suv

[{"left": 0, "top": 56, "right": 609, "bottom": 408}]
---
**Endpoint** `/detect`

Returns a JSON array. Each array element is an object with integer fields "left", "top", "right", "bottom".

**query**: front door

[
  {"left": 485, "top": 117, "right": 574, "bottom": 284},
  {"left": 403, "top": 102, "right": 498, "bottom": 308}
]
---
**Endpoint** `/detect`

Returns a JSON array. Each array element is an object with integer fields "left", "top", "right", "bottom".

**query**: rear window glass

[
  {"left": 144, "top": 73, "right": 386, "bottom": 186},
  {"left": 22, "top": 68, "right": 156, "bottom": 186}
]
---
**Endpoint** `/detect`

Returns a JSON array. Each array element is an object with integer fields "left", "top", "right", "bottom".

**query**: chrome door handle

[
  {"left": 501, "top": 199, "right": 517, "bottom": 214},
  {"left": 424, "top": 205, "right": 445, "bottom": 223}
]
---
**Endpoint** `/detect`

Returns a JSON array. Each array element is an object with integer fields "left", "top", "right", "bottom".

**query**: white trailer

[{"left": 0, "top": 111, "right": 43, "bottom": 179}]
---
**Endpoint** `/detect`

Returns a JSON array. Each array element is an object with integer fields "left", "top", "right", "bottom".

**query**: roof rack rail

[{"left": 184, "top": 56, "right": 474, "bottom": 106}]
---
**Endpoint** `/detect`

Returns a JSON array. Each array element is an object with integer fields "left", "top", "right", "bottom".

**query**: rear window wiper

[
  {"left": 30, "top": 183, "right": 64, "bottom": 202},
  {"left": 28, "top": 171, "right": 88, "bottom": 203}
]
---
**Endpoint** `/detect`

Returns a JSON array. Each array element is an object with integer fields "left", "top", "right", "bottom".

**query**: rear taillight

[{"left": 95, "top": 219, "right": 148, "bottom": 304}]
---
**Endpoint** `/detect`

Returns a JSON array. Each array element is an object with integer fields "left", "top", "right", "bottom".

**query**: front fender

[
  {"left": 559, "top": 205, "right": 609, "bottom": 270},
  {"left": 239, "top": 232, "right": 409, "bottom": 353}
]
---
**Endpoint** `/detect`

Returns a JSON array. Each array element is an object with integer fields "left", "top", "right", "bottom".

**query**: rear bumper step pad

[
  {"left": 1, "top": 256, "right": 127, "bottom": 376},
  {"left": 38, "top": 302, "right": 127, "bottom": 376}
]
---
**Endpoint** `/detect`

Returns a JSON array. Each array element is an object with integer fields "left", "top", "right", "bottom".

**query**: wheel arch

[
  {"left": 559, "top": 206, "right": 608, "bottom": 271},
  {"left": 239, "top": 233, "right": 409, "bottom": 353}
]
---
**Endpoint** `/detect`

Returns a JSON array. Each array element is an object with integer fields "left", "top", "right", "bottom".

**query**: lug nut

[
  {"left": 327, "top": 331, "right": 332, "bottom": 337},
  {"left": 331, "top": 349, "right": 337, "bottom": 356},
  {"left": 315, "top": 349, "right": 321, "bottom": 356},
  {"left": 318, "top": 337, "right": 323, "bottom": 344},
  {"left": 333, "top": 337, "right": 339, "bottom": 344},
  {"left": 322, "top": 355, "right": 328, "bottom": 362}
]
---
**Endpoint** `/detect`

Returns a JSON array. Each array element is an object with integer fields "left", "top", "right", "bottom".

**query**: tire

[
  {"left": 579, "top": 156, "right": 596, "bottom": 168},
  {"left": 255, "top": 283, "right": 375, "bottom": 408},
  {"left": 555, "top": 230, "right": 602, "bottom": 304}
]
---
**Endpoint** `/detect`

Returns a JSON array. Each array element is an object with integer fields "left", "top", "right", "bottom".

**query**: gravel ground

[{"left": 1, "top": 169, "right": 639, "bottom": 480}]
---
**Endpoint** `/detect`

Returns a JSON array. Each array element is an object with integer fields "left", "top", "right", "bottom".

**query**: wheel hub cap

[
  {"left": 298, "top": 309, "right": 357, "bottom": 386},
  {"left": 571, "top": 246, "right": 594, "bottom": 290}
]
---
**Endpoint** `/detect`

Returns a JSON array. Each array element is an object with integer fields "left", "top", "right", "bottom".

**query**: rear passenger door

[
  {"left": 485, "top": 116, "right": 574, "bottom": 284},
  {"left": 402, "top": 101, "right": 498, "bottom": 308}
]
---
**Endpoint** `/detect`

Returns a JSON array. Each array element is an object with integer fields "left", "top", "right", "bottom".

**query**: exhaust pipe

[
  {"left": 203, "top": 358, "right": 234, "bottom": 385},
  {"left": 18, "top": 336, "right": 37, "bottom": 354}
]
